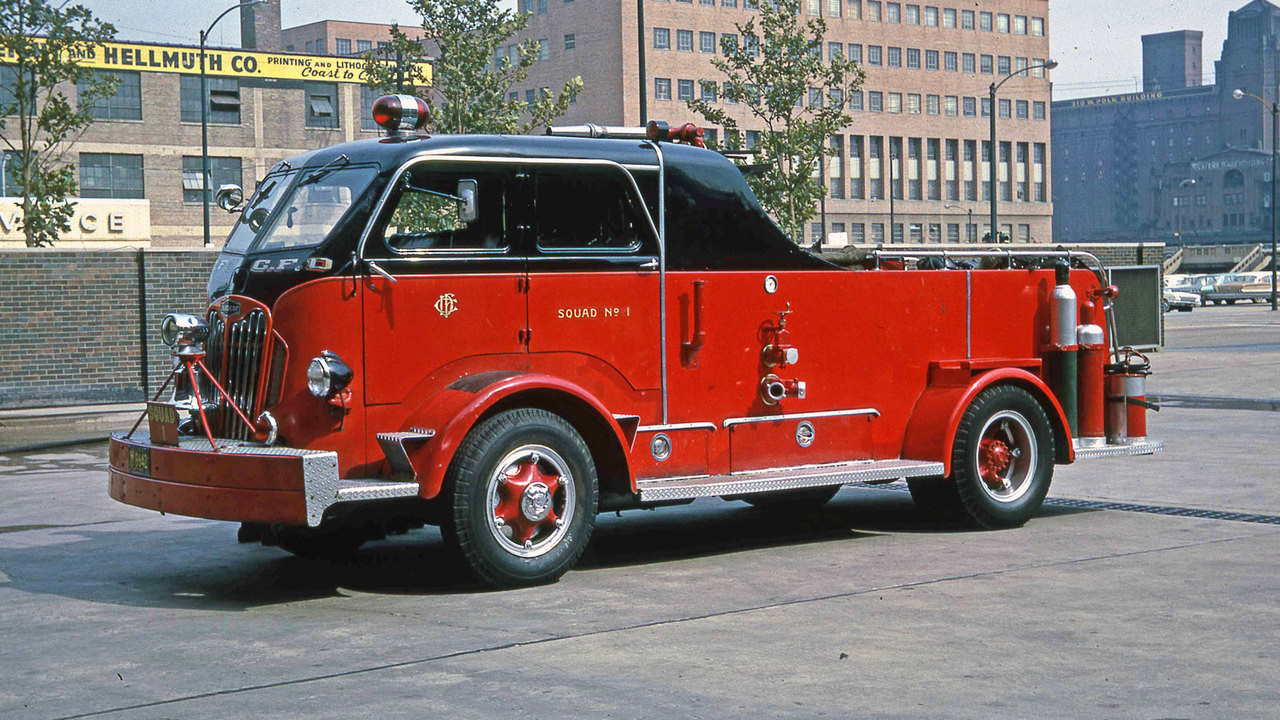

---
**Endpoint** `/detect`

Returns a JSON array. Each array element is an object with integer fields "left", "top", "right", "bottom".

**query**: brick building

[
  {"left": 509, "top": 0, "right": 1054, "bottom": 245},
  {"left": 1052, "top": 0, "right": 1280, "bottom": 248},
  {"left": 0, "top": 0, "right": 414, "bottom": 248}
]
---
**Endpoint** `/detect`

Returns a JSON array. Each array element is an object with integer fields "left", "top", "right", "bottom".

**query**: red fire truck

[{"left": 108, "top": 97, "right": 1161, "bottom": 587}]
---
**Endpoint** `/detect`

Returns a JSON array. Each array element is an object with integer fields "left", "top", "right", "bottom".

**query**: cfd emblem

[{"left": 434, "top": 292, "right": 459, "bottom": 318}]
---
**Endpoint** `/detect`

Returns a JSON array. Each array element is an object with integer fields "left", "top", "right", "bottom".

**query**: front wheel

[
  {"left": 950, "top": 385, "right": 1055, "bottom": 529},
  {"left": 443, "top": 408, "right": 597, "bottom": 588}
]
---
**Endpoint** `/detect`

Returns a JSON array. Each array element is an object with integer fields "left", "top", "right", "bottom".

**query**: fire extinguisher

[{"left": 1105, "top": 349, "right": 1155, "bottom": 444}]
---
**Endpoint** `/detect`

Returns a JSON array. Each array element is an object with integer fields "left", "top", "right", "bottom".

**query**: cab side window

[
  {"left": 382, "top": 164, "right": 508, "bottom": 252},
  {"left": 532, "top": 166, "right": 651, "bottom": 253}
]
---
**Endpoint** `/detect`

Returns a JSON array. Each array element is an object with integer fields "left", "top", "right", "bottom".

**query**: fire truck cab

[{"left": 108, "top": 99, "right": 1161, "bottom": 587}]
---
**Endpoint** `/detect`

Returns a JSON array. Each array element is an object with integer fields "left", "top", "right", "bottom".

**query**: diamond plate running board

[
  {"left": 636, "top": 459, "right": 945, "bottom": 503},
  {"left": 1072, "top": 439, "right": 1164, "bottom": 460}
]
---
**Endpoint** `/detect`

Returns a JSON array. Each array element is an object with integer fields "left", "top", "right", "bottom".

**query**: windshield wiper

[{"left": 299, "top": 154, "right": 350, "bottom": 187}]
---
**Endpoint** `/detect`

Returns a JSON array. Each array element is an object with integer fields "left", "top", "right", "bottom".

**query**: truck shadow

[{"left": 0, "top": 489, "right": 1091, "bottom": 610}]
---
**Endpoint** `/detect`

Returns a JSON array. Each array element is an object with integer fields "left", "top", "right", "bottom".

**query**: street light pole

[
  {"left": 1232, "top": 88, "right": 1279, "bottom": 311},
  {"left": 889, "top": 149, "right": 897, "bottom": 242},
  {"left": 945, "top": 203, "right": 975, "bottom": 242},
  {"left": 989, "top": 59, "right": 1058, "bottom": 244},
  {"left": 201, "top": 0, "right": 264, "bottom": 247}
]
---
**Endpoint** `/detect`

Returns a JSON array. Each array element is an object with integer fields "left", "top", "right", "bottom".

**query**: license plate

[
  {"left": 128, "top": 446, "right": 151, "bottom": 476},
  {"left": 147, "top": 401, "right": 180, "bottom": 446}
]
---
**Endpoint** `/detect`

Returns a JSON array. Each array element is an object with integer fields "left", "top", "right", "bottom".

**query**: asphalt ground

[{"left": 0, "top": 304, "right": 1277, "bottom": 719}]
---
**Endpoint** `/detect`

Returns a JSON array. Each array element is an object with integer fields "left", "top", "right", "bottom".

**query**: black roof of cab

[{"left": 295, "top": 133, "right": 834, "bottom": 271}]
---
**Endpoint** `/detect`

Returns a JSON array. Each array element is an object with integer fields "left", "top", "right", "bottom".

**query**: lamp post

[
  {"left": 1174, "top": 178, "right": 1196, "bottom": 247},
  {"left": 1232, "top": 88, "right": 1279, "bottom": 311},
  {"left": 889, "top": 148, "right": 897, "bottom": 242},
  {"left": 989, "top": 59, "right": 1057, "bottom": 244},
  {"left": 945, "top": 203, "right": 975, "bottom": 242},
  {"left": 201, "top": 0, "right": 265, "bottom": 247}
]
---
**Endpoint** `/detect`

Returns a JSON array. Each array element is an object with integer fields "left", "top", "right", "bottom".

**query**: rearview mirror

[
  {"left": 457, "top": 179, "right": 478, "bottom": 224},
  {"left": 215, "top": 184, "right": 244, "bottom": 213}
]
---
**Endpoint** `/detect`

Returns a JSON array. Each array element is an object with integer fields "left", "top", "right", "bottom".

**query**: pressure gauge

[{"left": 764, "top": 275, "right": 778, "bottom": 294}]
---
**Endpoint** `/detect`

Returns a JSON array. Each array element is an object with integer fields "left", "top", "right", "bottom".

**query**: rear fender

[
  {"left": 902, "top": 367, "right": 1073, "bottom": 475},
  {"left": 405, "top": 371, "right": 635, "bottom": 500}
]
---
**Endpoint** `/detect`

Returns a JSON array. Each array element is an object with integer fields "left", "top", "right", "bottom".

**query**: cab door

[
  {"left": 523, "top": 162, "right": 662, "bottom": 405},
  {"left": 361, "top": 160, "right": 527, "bottom": 406}
]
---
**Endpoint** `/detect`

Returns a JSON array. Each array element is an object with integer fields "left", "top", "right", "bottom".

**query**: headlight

[
  {"left": 307, "top": 350, "right": 353, "bottom": 398},
  {"left": 160, "top": 313, "right": 210, "bottom": 353}
]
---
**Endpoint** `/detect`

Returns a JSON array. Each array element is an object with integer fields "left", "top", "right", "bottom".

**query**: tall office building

[
  {"left": 510, "top": 0, "right": 1054, "bottom": 245},
  {"left": 1053, "top": 0, "right": 1280, "bottom": 247}
]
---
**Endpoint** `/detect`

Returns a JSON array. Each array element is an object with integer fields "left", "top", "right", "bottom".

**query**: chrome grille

[{"left": 203, "top": 308, "right": 270, "bottom": 440}]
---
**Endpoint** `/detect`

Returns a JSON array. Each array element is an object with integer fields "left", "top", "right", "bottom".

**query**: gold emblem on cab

[{"left": 435, "top": 292, "right": 459, "bottom": 318}]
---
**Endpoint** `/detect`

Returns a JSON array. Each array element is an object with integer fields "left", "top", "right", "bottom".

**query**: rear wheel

[
  {"left": 946, "top": 385, "right": 1055, "bottom": 529},
  {"left": 443, "top": 409, "right": 597, "bottom": 588}
]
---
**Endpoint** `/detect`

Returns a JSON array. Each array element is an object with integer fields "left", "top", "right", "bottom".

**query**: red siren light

[
  {"left": 645, "top": 120, "right": 705, "bottom": 148},
  {"left": 372, "top": 94, "right": 430, "bottom": 133}
]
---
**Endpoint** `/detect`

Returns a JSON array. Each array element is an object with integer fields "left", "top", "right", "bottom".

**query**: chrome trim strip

[
  {"left": 722, "top": 408, "right": 880, "bottom": 429},
  {"left": 637, "top": 422, "right": 717, "bottom": 432},
  {"left": 646, "top": 139, "right": 669, "bottom": 425}
]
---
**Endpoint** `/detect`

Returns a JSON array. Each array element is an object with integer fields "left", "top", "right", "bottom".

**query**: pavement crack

[{"left": 47, "top": 529, "right": 1277, "bottom": 720}]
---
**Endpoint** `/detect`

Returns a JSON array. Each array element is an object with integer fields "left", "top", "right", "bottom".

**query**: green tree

[
  {"left": 686, "top": 0, "right": 863, "bottom": 242},
  {"left": 0, "top": 0, "right": 117, "bottom": 247},
  {"left": 361, "top": 23, "right": 430, "bottom": 95},
  {"left": 365, "top": 0, "right": 581, "bottom": 135}
]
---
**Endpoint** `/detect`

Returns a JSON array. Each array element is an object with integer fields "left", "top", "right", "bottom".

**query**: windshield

[
  {"left": 255, "top": 165, "right": 379, "bottom": 252},
  {"left": 221, "top": 169, "right": 296, "bottom": 254}
]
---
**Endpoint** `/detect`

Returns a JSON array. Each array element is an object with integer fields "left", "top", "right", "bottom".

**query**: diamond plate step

[
  {"left": 1072, "top": 439, "right": 1164, "bottom": 460},
  {"left": 333, "top": 477, "right": 421, "bottom": 503},
  {"left": 636, "top": 459, "right": 945, "bottom": 503},
  {"left": 376, "top": 427, "right": 436, "bottom": 479}
]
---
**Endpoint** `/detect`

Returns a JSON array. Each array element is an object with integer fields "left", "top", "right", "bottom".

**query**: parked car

[
  {"left": 1163, "top": 286, "right": 1198, "bottom": 312},
  {"left": 1202, "top": 272, "right": 1274, "bottom": 305}
]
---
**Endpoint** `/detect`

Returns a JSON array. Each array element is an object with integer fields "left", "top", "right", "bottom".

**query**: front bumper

[{"left": 109, "top": 431, "right": 341, "bottom": 527}]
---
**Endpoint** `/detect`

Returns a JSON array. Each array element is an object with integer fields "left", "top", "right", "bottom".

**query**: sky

[{"left": 80, "top": 0, "right": 1255, "bottom": 101}]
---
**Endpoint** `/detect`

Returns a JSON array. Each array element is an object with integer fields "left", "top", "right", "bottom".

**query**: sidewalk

[{"left": 0, "top": 403, "right": 144, "bottom": 454}]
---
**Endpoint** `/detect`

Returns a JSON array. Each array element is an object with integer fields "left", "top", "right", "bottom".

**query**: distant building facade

[
  {"left": 0, "top": 0, "right": 416, "bottom": 248},
  {"left": 1052, "top": 0, "right": 1280, "bottom": 246},
  {"left": 509, "top": 0, "right": 1054, "bottom": 245}
]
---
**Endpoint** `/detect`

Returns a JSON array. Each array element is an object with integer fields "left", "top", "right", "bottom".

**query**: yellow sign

[
  {"left": 0, "top": 198, "right": 150, "bottom": 244},
  {"left": 0, "top": 39, "right": 430, "bottom": 85}
]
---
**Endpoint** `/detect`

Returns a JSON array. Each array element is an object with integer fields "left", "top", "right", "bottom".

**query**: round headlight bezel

[
  {"left": 307, "top": 350, "right": 353, "bottom": 398},
  {"left": 159, "top": 313, "right": 210, "bottom": 352}
]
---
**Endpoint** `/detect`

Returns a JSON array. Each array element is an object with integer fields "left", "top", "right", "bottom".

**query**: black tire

[
  {"left": 442, "top": 408, "right": 597, "bottom": 588},
  {"left": 1161, "top": 299, "right": 1170, "bottom": 313},
  {"left": 739, "top": 485, "right": 840, "bottom": 511},
  {"left": 949, "top": 385, "right": 1055, "bottom": 529}
]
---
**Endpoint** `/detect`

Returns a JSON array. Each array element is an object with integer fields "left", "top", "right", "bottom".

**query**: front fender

[
  {"left": 405, "top": 371, "right": 635, "bottom": 500},
  {"left": 901, "top": 367, "right": 1073, "bottom": 476}
]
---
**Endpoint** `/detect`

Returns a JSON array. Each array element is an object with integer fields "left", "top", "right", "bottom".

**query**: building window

[
  {"left": 1015, "top": 56, "right": 1028, "bottom": 74},
  {"left": 906, "top": 48, "right": 920, "bottom": 69},
  {"left": 654, "top": 28, "right": 670, "bottom": 50},
  {"left": 998, "top": 56, "right": 1010, "bottom": 75},
  {"left": 888, "top": 92, "right": 902, "bottom": 113},
  {"left": 980, "top": 55, "right": 993, "bottom": 74},
  {"left": 925, "top": 50, "right": 938, "bottom": 70},
  {"left": 886, "top": 2, "right": 900, "bottom": 23},
  {"left": 887, "top": 46, "right": 901, "bottom": 67},
  {"left": 564, "top": 33, "right": 576, "bottom": 51},
  {"left": 1032, "top": 59, "right": 1047, "bottom": 78},
  {"left": 868, "top": 45, "right": 882, "bottom": 65},
  {"left": 79, "top": 71, "right": 141, "bottom": 121},
  {"left": 677, "top": 79, "right": 694, "bottom": 101},
  {"left": 962, "top": 53, "right": 975, "bottom": 73},
  {"left": 677, "top": 29, "right": 693, "bottom": 52},
  {"left": 944, "top": 95, "right": 957, "bottom": 115},
  {"left": 701, "top": 81, "right": 717, "bottom": 103},
  {"left": 179, "top": 75, "right": 240, "bottom": 125},
  {"left": 869, "top": 91, "right": 883, "bottom": 112},
  {"left": 827, "top": 0, "right": 842, "bottom": 17},
  {"left": 926, "top": 94, "right": 939, "bottom": 115},
  {"left": 867, "top": 1, "right": 880, "bottom": 22},
  {"left": 828, "top": 41, "right": 843, "bottom": 61},
  {"left": 848, "top": 43, "right": 862, "bottom": 63},
  {"left": 79, "top": 153, "right": 143, "bottom": 199},
  {"left": 924, "top": 6, "right": 937, "bottom": 26},
  {"left": 907, "top": 93, "right": 920, "bottom": 114},
  {"left": 360, "top": 86, "right": 382, "bottom": 131},
  {"left": 1033, "top": 101, "right": 1046, "bottom": 120},
  {"left": 655, "top": 77, "right": 672, "bottom": 101},
  {"left": 847, "top": 0, "right": 861, "bottom": 20},
  {"left": 538, "top": 38, "right": 549, "bottom": 61},
  {"left": 961, "top": 9, "right": 974, "bottom": 29},
  {"left": 963, "top": 96, "right": 976, "bottom": 116},
  {"left": 335, "top": 38, "right": 352, "bottom": 55},
  {"left": 982, "top": 97, "right": 992, "bottom": 117},
  {"left": 849, "top": 91, "right": 863, "bottom": 111},
  {"left": 943, "top": 7, "right": 955, "bottom": 27},
  {"left": 807, "top": 0, "right": 820, "bottom": 15},
  {"left": 979, "top": 11, "right": 992, "bottom": 31},
  {"left": 1015, "top": 100, "right": 1029, "bottom": 119},
  {"left": 943, "top": 51, "right": 956, "bottom": 72},
  {"left": 905, "top": 4, "right": 918, "bottom": 24},
  {"left": 1031, "top": 17, "right": 1044, "bottom": 36},
  {"left": 357, "top": 40, "right": 372, "bottom": 53},
  {"left": 305, "top": 82, "right": 338, "bottom": 129},
  {"left": 1013, "top": 15, "right": 1026, "bottom": 34},
  {"left": 538, "top": 0, "right": 548, "bottom": 13},
  {"left": 181, "top": 155, "right": 241, "bottom": 204},
  {"left": 701, "top": 32, "right": 717, "bottom": 53},
  {"left": 996, "top": 13, "right": 1009, "bottom": 33},
  {"left": 746, "top": 130, "right": 762, "bottom": 150}
]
